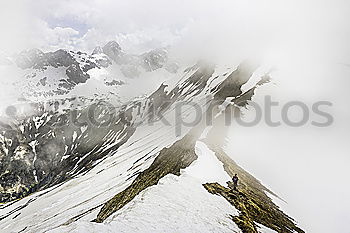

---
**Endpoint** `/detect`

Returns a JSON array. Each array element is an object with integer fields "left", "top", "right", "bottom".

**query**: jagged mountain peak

[
  {"left": 91, "top": 46, "right": 103, "bottom": 55},
  {"left": 102, "top": 41, "right": 123, "bottom": 62},
  {"left": 103, "top": 40, "right": 122, "bottom": 51}
]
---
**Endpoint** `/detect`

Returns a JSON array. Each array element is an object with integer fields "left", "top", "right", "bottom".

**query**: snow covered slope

[
  {"left": 0, "top": 56, "right": 304, "bottom": 233},
  {"left": 48, "top": 141, "right": 241, "bottom": 233}
]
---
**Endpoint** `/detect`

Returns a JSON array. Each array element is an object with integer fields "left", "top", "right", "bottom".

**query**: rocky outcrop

[
  {"left": 65, "top": 63, "right": 90, "bottom": 84},
  {"left": 203, "top": 182, "right": 304, "bottom": 233},
  {"left": 44, "top": 49, "right": 76, "bottom": 68}
]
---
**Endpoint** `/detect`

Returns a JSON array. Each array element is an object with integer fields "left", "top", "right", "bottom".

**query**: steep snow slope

[
  {"left": 0, "top": 62, "right": 223, "bottom": 231},
  {"left": 48, "top": 141, "right": 241, "bottom": 233}
]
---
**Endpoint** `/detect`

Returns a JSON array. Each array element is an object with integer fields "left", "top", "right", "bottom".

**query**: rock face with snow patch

[{"left": 0, "top": 99, "right": 134, "bottom": 202}]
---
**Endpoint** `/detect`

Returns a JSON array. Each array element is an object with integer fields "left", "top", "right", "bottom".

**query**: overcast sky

[{"left": 1, "top": 0, "right": 350, "bottom": 64}]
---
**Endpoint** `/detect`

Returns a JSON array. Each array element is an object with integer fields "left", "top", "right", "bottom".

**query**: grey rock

[
  {"left": 102, "top": 41, "right": 123, "bottom": 63},
  {"left": 92, "top": 46, "right": 103, "bottom": 55},
  {"left": 141, "top": 48, "right": 168, "bottom": 71}
]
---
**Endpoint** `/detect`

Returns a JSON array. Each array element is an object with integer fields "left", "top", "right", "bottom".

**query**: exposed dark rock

[
  {"left": 45, "top": 49, "right": 76, "bottom": 68},
  {"left": 39, "top": 77, "right": 47, "bottom": 86},
  {"left": 104, "top": 80, "right": 125, "bottom": 86},
  {"left": 213, "top": 61, "right": 259, "bottom": 101},
  {"left": 65, "top": 63, "right": 90, "bottom": 84},
  {"left": 203, "top": 182, "right": 304, "bottom": 233}
]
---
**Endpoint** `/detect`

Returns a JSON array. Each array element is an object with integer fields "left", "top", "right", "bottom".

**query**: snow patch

[
  {"left": 256, "top": 222, "right": 278, "bottom": 233},
  {"left": 187, "top": 141, "right": 232, "bottom": 186}
]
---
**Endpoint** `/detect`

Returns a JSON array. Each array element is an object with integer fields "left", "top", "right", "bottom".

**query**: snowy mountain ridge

[{"left": 0, "top": 44, "right": 304, "bottom": 233}]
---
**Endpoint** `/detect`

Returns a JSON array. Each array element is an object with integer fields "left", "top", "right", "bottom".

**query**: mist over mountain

[{"left": 1, "top": 1, "right": 349, "bottom": 233}]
